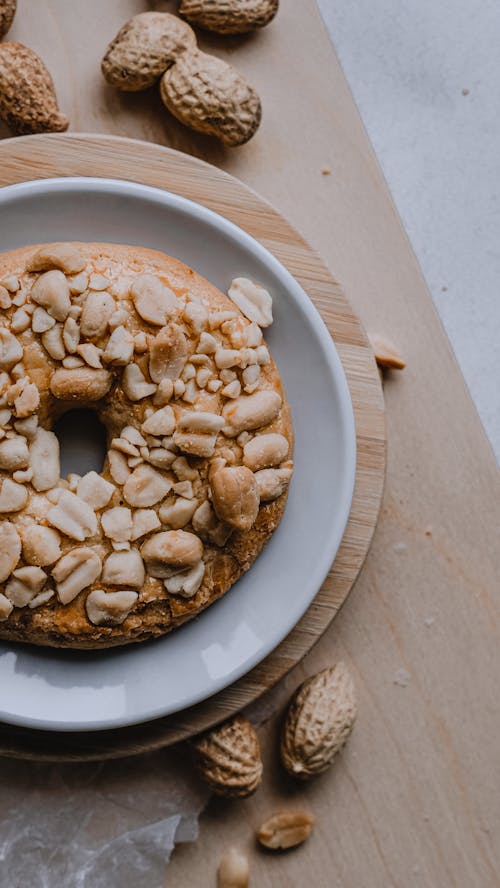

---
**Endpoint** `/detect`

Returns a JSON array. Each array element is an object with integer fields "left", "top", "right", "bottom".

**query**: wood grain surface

[
  {"left": 1, "top": 2, "right": 499, "bottom": 887},
  {"left": 0, "top": 133, "right": 385, "bottom": 758}
]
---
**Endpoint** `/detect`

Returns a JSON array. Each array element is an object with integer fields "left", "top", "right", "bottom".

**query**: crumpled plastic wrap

[{"left": 0, "top": 747, "right": 210, "bottom": 888}]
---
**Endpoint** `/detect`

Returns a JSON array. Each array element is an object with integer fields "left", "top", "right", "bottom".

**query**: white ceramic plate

[{"left": 0, "top": 177, "right": 356, "bottom": 732}]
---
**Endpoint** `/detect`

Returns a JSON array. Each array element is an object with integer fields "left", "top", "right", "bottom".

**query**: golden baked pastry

[{"left": 0, "top": 243, "right": 293, "bottom": 649}]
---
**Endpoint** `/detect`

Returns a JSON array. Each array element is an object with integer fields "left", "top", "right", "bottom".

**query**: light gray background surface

[{"left": 318, "top": 0, "right": 500, "bottom": 460}]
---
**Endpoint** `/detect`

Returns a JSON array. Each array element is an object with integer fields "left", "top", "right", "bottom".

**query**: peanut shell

[
  {"left": 102, "top": 12, "right": 196, "bottom": 91},
  {"left": 179, "top": 0, "right": 279, "bottom": 34},
  {"left": 0, "top": 0, "right": 16, "bottom": 39},
  {"left": 160, "top": 49, "right": 261, "bottom": 146},
  {"left": 0, "top": 43, "right": 68, "bottom": 135},
  {"left": 280, "top": 663, "right": 357, "bottom": 779},
  {"left": 191, "top": 714, "right": 263, "bottom": 797}
]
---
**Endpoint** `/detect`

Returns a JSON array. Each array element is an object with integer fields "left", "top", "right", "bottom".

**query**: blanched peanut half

[
  {"left": 76, "top": 343, "right": 103, "bottom": 369},
  {"left": 29, "top": 428, "right": 60, "bottom": 492},
  {"left": 0, "top": 521, "right": 21, "bottom": 582},
  {"left": 149, "top": 324, "right": 188, "bottom": 383},
  {"left": 14, "top": 414, "right": 38, "bottom": 440},
  {"left": 42, "top": 324, "right": 65, "bottom": 361},
  {"left": 101, "top": 506, "right": 133, "bottom": 542},
  {"left": 173, "top": 431, "right": 217, "bottom": 458},
  {"left": 131, "top": 274, "right": 177, "bottom": 326},
  {"left": 227, "top": 278, "right": 273, "bottom": 327},
  {"left": 184, "top": 300, "right": 208, "bottom": 333},
  {"left": 77, "top": 471, "right": 115, "bottom": 510},
  {"left": 29, "top": 588, "right": 55, "bottom": 609},
  {"left": 5, "top": 566, "right": 47, "bottom": 607},
  {"left": 21, "top": 524, "right": 62, "bottom": 567},
  {"left": 130, "top": 508, "right": 161, "bottom": 541},
  {"left": 47, "top": 490, "right": 98, "bottom": 540},
  {"left": 86, "top": 589, "right": 138, "bottom": 626},
  {"left": 31, "top": 270, "right": 71, "bottom": 322},
  {"left": 108, "top": 449, "right": 131, "bottom": 485},
  {"left": 13, "top": 381, "right": 39, "bottom": 418},
  {"left": 27, "top": 243, "right": 86, "bottom": 275},
  {"left": 141, "top": 530, "right": 203, "bottom": 576},
  {"left": 101, "top": 549, "right": 145, "bottom": 587},
  {"left": 159, "top": 496, "right": 198, "bottom": 529},
  {"left": 0, "top": 435, "right": 29, "bottom": 470},
  {"left": 50, "top": 368, "right": 113, "bottom": 401},
  {"left": 0, "top": 593, "right": 13, "bottom": 621},
  {"left": 32, "top": 306, "right": 56, "bottom": 333},
  {"left": 254, "top": 467, "right": 293, "bottom": 502},
  {"left": 68, "top": 272, "right": 89, "bottom": 296},
  {"left": 62, "top": 316, "right": 80, "bottom": 354},
  {"left": 103, "top": 325, "right": 134, "bottom": 366},
  {"left": 80, "top": 291, "right": 116, "bottom": 340},
  {"left": 243, "top": 433, "right": 289, "bottom": 472},
  {"left": 0, "top": 329, "right": 23, "bottom": 370},
  {"left": 0, "top": 477, "right": 28, "bottom": 512},
  {"left": 177, "top": 411, "right": 225, "bottom": 434},
  {"left": 222, "top": 390, "right": 281, "bottom": 433},
  {"left": 211, "top": 466, "right": 259, "bottom": 532},
  {"left": 123, "top": 464, "right": 171, "bottom": 507},
  {"left": 164, "top": 560, "right": 205, "bottom": 598},
  {"left": 141, "top": 405, "right": 175, "bottom": 436},
  {"left": 122, "top": 363, "right": 156, "bottom": 401},
  {"left": 52, "top": 547, "right": 102, "bottom": 605}
]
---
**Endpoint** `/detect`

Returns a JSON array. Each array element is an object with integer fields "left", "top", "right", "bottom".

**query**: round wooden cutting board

[{"left": 0, "top": 134, "right": 385, "bottom": 760}]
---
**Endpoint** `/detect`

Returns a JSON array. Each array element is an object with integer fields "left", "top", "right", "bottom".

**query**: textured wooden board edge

[{"left": 0, "top": 134, "right": 385, "bottom": 760}]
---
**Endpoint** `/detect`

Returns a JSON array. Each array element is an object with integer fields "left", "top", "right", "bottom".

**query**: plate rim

[
  {"left": 0, "top": 175, "right": 356, "bottom": 731},
  {"left": 0, "top": 134, "right": 384, "bottom": 750}
]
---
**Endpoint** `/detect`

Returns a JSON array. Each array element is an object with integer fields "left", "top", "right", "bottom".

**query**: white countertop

[{"left": 319, "top": 0, "right": 500, "bottom": 460}]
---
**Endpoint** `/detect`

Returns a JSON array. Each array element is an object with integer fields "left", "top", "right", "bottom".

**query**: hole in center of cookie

[{"left": 54, "top": 409, "right": 107, "bottom": 479}]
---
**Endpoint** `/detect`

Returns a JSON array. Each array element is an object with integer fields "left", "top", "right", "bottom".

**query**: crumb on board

[
  {"left": 393, "top": 668, "right": 411, "bottom": 688},
  {"left": 321, "top": 167, "right": 331, "bottom": 175}
]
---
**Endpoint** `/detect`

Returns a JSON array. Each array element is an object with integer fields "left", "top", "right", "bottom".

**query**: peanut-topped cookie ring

[{"left": 0, "top": 243, "right": 293, "bottom": 649}]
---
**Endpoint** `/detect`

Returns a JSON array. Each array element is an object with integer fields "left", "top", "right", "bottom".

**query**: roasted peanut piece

[
  {"left": 101, "top": 549, "right": 145, "bottom": 588},
  {"left": 29, "top": 428, "right": 60, "bottom": 491},
  {"left": 0, "top": 521, "right": 21, "bottom": 581},
  {"left": 86, "top": 588, "right": 138, "bottom": 626},
  {"left": 141, "top": 530, "right": 203, "bottom": 576},
  {"left": 211, "top": 466, "right": 259, "bottom": 531},
  {"left": 31, "top": 269, "right": 71, "bottom": 321},
  {"left": 227, "top": 277, "right": 273, "bottom": 327},
  {"left": 369, "top": 333, "right": 406, "bottom": 370},
  {"left": 217, "top": 847, "right": 250, "bottom": 888},
  {"left": 52, "top": 548, "right": 102, "bottom": 605},
  {"left": 149, "top": 323, "right": 187, "bottom": 382},
  {"left": 47, "top": 490, "right": 98, "bottom": 541},
  {"left": 5, "top": 566, "right": 47, "bottom": 607},
  {"left": 257, "top": 810, "right": 315, "bottom": 850},
  {"left": 131, "top": 273, "right": 177, "bottom": 326},
  {"left": 223, "top": 389, "right": 281, "bottom": 433},
  {"left": 123, "top": 464, "right": 171, "bottom": 507},
  {"left": 80, "top": 291, "right": 116, "bottom": 340},
  {"left": 21, "top": 525, "right": 61, "bottom": 567},
  {"left": 50, "top": 368, "right": 113, "bottom": 401},
  {"left": 27, "top": 243, "right": 86, "bottom": 275}
]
